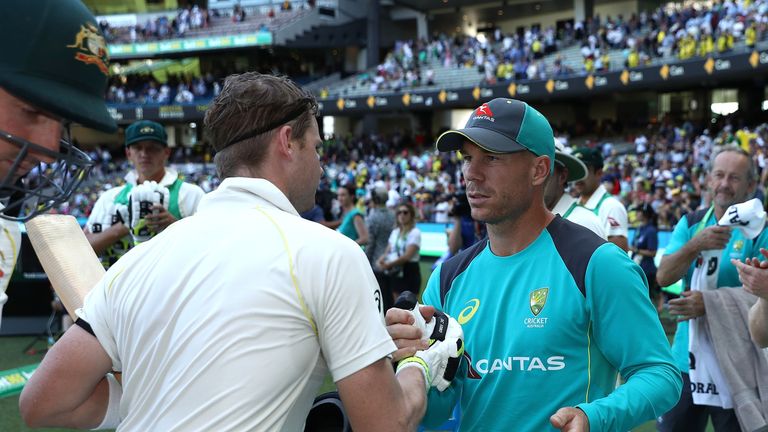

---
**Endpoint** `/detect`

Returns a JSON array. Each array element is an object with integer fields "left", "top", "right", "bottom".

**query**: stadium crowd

[
  {"left": 54, "top": 115, "right": 768, "bottom": 234},
  {"left": 97, "top": 1, "right": 306, "bottom": 44},
  {"left": 333, "top": 0, "right": 768, "bottom": 96}
]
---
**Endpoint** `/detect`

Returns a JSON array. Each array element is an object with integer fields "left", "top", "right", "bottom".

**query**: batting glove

[
  {"left": 128, "top": 181, "right": 169, "bottom": 244},
  {"left": 113, "top": 202, "right": 129, "bottom": 227},
  {"left": 393, "top": 292, "right": 464, "bottom": 392}
]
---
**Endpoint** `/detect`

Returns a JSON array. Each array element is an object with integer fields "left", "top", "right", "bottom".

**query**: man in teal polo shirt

[
  {"left": 84, "top": 120, "right": 205, "bottom": 267},
  {"left": 657, "top": 145, "right": 768, "bottom": 431},
  {"left": 387, "top": 98, "right": 682, "bottom": 431}
]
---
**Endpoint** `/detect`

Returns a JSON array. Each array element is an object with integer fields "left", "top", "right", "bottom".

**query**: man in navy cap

[
  {"left": 0, "top": 0, "right": 116, "bottom": 328},
  {"left": 387, "top": 98, "right": 681, "bottom": 431}
]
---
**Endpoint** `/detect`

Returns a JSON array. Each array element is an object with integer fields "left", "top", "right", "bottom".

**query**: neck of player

[
  {"left": 138, "top": 169, "right": 165, "bottom": 184},
  {"left": 486, "top": 204, "right": 555, "bottom": 256}
]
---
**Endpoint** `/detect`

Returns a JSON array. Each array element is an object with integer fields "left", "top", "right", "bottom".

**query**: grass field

[{"left": 0, "top": 260, "right": 710, "bottom": 431}]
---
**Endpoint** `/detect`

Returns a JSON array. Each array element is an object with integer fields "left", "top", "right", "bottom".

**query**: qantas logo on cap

[
  {"left": 473, "top": 103, "right": 495, "bottom": 122},
  {"left": 475, "top": 103, "right": 493, "bottom": 117}
]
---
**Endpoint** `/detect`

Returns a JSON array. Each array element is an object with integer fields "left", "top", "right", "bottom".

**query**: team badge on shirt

[{"left": 529, "top": 288, "right": 549, "bottom": 316}]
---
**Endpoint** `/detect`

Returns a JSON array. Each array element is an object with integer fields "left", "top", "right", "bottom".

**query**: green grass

[{"left": 0, "top": 260, "right": 711, "bottom": 431}]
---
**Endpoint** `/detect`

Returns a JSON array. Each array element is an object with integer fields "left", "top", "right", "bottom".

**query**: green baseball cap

[
  {"left": 0, "top": 0, "right": 116, "bottom": 133},
  {"left": 572, "top": 147, "right": 604, "bottom": 170},
  {"left": 554, "top": 139, "right": 587, "bottom": 182},
  {"left": 436, "top": 98, "right": 555, "bottom": 170},
  {"left": 125, "top": 120, "right": 167, "bottom": 147}
]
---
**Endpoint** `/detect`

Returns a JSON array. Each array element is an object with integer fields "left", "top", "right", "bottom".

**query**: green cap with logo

[
  {"left": 435, "top": 98, "right": 555, "bottom": 170},
  {"left": 125, "top": 120, "right": 167, "bottom": 147},
  {"left": 572, "top": 147, "right": 604, "bottom": 170},
  {"left": 554, "top": 139, "right": 587, "bottom": 182},
  {"left": 0, "top": 0, "right": 116, "bottom": 133}
]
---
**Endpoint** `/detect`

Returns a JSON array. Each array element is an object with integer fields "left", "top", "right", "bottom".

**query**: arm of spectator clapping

[{"left": 731, "top": 248, "right": 768, "bottom": 347}]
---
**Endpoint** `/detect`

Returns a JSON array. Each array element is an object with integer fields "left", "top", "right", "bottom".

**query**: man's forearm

[
  {"left": 657, "top": 244, "right": 698, "bottom": 287},
  {"left": 84, "top": 224, "right": 129, "bottom": 255},
  {"left": 395, "top": 367, "right": 427, "bottom": 431},
  {"left": 749, "top": 297, "right": 768, "bottom": 348}
]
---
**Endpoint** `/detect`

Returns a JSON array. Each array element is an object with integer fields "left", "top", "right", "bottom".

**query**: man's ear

[
  {"left": 532, "top": 155, "right": 551, "bottom": 186},
  {"left": 275, "top": 125, "right": 294, "bottom": 158}
]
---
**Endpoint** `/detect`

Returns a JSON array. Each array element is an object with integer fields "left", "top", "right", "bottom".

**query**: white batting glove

[
  {"left": 393, "top": 292, "right": 464, "bottom": 392},
  {"left": 129, "top": 181, "right": 169, "bottom": 244},
  {"left": 396, "top": 316, "right": 463, "bottom": 391}
]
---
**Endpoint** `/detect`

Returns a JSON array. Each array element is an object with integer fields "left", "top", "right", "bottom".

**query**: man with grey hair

[
  {"left": 22, "top": 72, "right": 463, "bottom": 430},
  {"left": 366, "top": 186, "right": 396, "bottom": 310},
  {"left": 657, "top": 145, "right": 768, "bottom": 432}
]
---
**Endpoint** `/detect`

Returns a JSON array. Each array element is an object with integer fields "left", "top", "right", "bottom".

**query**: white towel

[{"left": 689, "top": 198, "right": 765, "bottom": 408}]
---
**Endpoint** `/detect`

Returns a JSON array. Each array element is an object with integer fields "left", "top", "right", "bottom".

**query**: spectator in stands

[
  {"left": 365, "top": 187, "right": 396, "bottom": 310},
  {"left": 631, "top": 203, "right": 661, "bottom": 311},
  {"left": 731, "top": 249, "right": 768, "bottom": 348},
  {"left": 377, "top": 202, "right": 421, "bottom": 302},
  {"left": 334, "top": 183, "right": 368, "bottom": 245}
]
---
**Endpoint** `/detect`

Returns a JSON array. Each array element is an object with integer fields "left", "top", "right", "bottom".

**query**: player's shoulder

[
  {"left": 603, "top": 195, "right": 628, "bottom": 212},
  {"left": 547, "top": 216, "right": 609, "bottom": 296},
  {"left": 180, "top": 181, "right": 205, "bottom": 195},
  {"left": 96, "top": 185, "right": 125, "bottom": 201},
  {"left": 683, "top": 207, "right": 709, "bottom": 228},
  {"left": 286, "top": 213, "right": 364, "bottom": 254}
]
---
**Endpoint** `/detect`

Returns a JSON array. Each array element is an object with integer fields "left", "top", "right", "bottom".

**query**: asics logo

[{"left": 458, "top": 299, "right": 480, "bottom": 325}]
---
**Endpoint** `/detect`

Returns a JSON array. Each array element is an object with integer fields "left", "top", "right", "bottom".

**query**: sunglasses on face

[{"left": 397, "top": 210, "right": 410, "bottom": 215}]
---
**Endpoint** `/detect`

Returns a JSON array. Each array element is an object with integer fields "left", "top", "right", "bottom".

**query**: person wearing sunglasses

[
  {"left": 0, "top": 0, "right": 116, "bottom": 329},
  {"left": 377, "top": 203, "right": 422, "bottom": 303}
]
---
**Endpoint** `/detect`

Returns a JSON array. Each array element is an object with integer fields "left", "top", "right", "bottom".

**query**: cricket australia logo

[
  {"left": 525, "top": 287, "right": 549, "bottom": 328},
  {"left": 67, "top": 23, "right": 109, "bottom": 74}
]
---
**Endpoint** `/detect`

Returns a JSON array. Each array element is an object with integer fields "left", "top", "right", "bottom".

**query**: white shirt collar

[
  {"left": 553, "top": 194, "right": 577, "bottom": 216},
  {"left": 582, "top": 184, "right": 608, "bottom": 209},
  {"left": 197, "top": 177, "right": 299, "bottom": 216}
]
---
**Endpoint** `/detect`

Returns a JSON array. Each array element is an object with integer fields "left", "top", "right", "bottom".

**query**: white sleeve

[
  {"left": 0, "top": 220, "right": 20, "bottom": 329},
  {"left": 306, "top": 237, "right": 396, "bottom": 382},
  {"left": 601, "top": 199, "right": 629, "bottom": 238},
  {"left": 85, "top": 189, "right": 119, "bottom": 233},
  {"left": 406, "top": 228, "right": 421, "bottom": 247},
  {"left": 78, "top": 266, "right": 123, "bottom": 372},
  {"left": 178, "top": 183, "right": 205, "bottom": 218},
  {"left": 0, "top": 291, "right": 6, "bottom": 329}
]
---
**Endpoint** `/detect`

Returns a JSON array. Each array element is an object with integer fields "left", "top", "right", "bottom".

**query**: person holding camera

[{"left": 377, "top": 202, "right": 422, "bottom": 301}]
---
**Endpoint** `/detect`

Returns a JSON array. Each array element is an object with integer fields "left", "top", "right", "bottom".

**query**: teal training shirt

[
  {"left": 663, "top": 207, "right": 768, "bottom": 373},
  {"left": 422, "top": 216, "right": 681, "bottom": 432}
]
